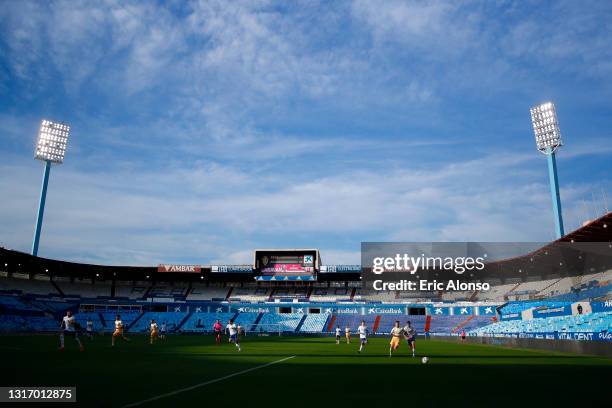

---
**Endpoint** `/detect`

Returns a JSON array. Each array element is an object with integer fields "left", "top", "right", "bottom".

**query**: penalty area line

[{"left": 122, "top": 355, "right": 296, "bottom": 407}]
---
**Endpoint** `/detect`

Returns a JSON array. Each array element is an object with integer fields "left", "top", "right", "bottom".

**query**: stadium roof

[
  {"left": 560, "top": 212, "right": 611, "bottom": 242},
  {"left": 480, "top": 211, "right": 612, "bottom": 279},
  {"left": 0, "top": 212, "right": 610, "bottom": 281}
]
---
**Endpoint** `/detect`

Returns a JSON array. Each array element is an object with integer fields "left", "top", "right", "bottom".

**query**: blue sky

[{"left": 0, "top": 0, "right": 611, "bottom": 266}]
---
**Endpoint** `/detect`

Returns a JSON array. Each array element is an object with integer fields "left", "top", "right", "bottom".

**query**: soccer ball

[{"left": 421, "top": 356, "right": 429, "bottom": 364}]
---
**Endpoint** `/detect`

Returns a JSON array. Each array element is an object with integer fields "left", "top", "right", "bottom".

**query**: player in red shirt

[{"left": 213, "top": 320, "right": 223, "bottom": 344}]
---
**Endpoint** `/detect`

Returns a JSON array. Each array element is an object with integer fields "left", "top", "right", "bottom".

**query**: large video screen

[{"left": 255, "top": 250, "right": 318, "bottom": 276}]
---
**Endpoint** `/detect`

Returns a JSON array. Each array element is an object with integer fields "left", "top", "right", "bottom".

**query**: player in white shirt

[
  {"left": 357, "top": 320, "right": 369, "bottom": 353},
  {"left": 85, "top": 319, "right": 94, "bottom": 341},
  {"left": 160, "top": 322, "right": 167, "bottom": 340},
  {"left": 59, "top": 311, "right": 84, "bottom": 352},
  {"left": 111, "top": 314, "right": 130, "bottom": 347},
  {"left": 403, "top": 321, "right": 417, "bottom": 357},
  {"left": 150, "top": 320, "right": 159, "bottom": 345},
  {"left": 345, "top": 326, "right": 351, "bottom": 344},
  {"left": 389, "top": 321, "right": 403, "bottom": 357},
  {"left": 226, "top": 319, "right": 241, "bottom": 351},
  {"left": 335, "top": 326, "right": 341, "bottom": 344}
]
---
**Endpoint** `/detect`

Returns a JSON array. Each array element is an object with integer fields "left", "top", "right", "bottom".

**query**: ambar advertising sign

[{"left": 158, "top": 264, "right": 202, "bottom": 273}]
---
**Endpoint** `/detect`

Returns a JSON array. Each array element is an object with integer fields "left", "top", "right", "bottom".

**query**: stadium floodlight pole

[
  {"left": 530, "top": 102, "right": 564, "bottom": 238},
  {"left": 31, "top": 119, "right": 70, "bottom": 256}
]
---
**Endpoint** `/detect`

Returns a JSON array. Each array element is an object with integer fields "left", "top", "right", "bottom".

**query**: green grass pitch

[{"left": 2, "top": 334, "right": 611, "bottom": 407}]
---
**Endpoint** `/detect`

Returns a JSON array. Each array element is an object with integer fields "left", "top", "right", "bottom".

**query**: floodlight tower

[
  {"left": 530, "top": 102, "right": 564, "bottom": 239},
  {"left": 31, "top": 120, "right": 70, "bottom": 256}
]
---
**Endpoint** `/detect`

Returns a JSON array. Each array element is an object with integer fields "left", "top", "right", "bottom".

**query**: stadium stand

[
  {"left": 331, "top": 315, "right": 376, "bottom": 333},
  {"left": 232, "top": 312, "right": 260, "bottom": 329},
  {"left": 396, "top": 290, "right": 440, "bottom": 302},
  {"left": 257, "top": 313, "right": 303, "bottom": 332},
  {"left": 147, "top": 284, "right": 189, "bottom": 299},
  {"left": 309, "top": 288, "right": 334, "bottom": 302},
  {"left": 368, "top": 290, "right": 397, "bottom": 302},
  {"left": 114, "top": 281, "right": 150, "bottom": 299},
  {"left": 57, "top": 280, "right": 112, "bottom": 298},
  {"left": 471, "top": 312, "right": 612, "bottom": 336},
  {"left": 0, "top": 315, "right": 58, "bottom": 332},
  {"left": 187, "top": 284, "right": 228, "bottom": 301},
  {"left": 426, "top": 315, "right": 494, "bottom": 334},
  {"left": 310, "top": 287, "right": 350, "bottom": 302},
  {"left": 100, "top": 311, "right": 141, "bottom": 332},
  {"left": 441, "top": 290, "right": 471, "bottom": 302},
  {"left": 269, "top": 287, "right": 309, "bottom": 302},
  {"left": 0, "top": 213, "right": 610, "bottom": 340},
  {"left": 376, "top": 315, "right": 426, "bottom": 334},
  {"left": 500, "top": 300, "right": 569, "bottom": 314},
  {"left": 230, "top": 287, "right": 269, "bottom": 302},
  {"left": 182, "top": 312, "right": 234, "bottom": 333},
  {"left": 73, "top": 312, "right": 104, "bottom": 331},
  {"left": 130, "top": 311, "right": 188, "bottom": 333},
  {"left": 300, "top": 313, "right": 330, "bottom": 333},
  {"left": 477, "top": 283, "right": 517, "bottom": 301},
  {"left": 0, "top": 294, "right": 43, "bottom": 312},
  {"left": 0, "top": 275, "right": 58, "bottom": 296}
]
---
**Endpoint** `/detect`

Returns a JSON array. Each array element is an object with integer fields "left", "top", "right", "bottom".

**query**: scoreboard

[{"left": 254, "top": 249, "right": 320, "bottom": 279}]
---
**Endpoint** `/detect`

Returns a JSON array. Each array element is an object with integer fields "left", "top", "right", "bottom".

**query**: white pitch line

[{"left": 122, "top": 355, "right": 296, "bottom": 408}]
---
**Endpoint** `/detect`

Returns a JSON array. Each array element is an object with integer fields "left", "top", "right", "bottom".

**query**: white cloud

[
  {"left": 351, "top": 0, "right": 480, "bottom": 56},
  {"left": 0, "top": 145, "right": 604, "bottom": 265},
  {"left": 0, "top": 0, "right": 610, "bottom": 266}
]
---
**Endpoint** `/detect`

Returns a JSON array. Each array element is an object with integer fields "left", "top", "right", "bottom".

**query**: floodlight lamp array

[
  {"left": 530, "top": 102, "right": 562, "bottom": 153},
  {"left": 35, "top": 120, "right": 70, "bottom": 163}
]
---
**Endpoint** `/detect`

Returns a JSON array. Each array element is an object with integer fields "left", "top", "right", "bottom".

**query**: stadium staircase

[
  {"left": 176, "top": 311, "right": 193, "bottom": 332},
  {"left": 141, "top": 286, "right": 153, "bottom": 300},
  {"left": 22, "top": 298, "right": 54, "bottom": 316},
  {"left": 539, "top": 278, "right": 563, "bottom": 295},
  {"left": 14, "top": 298, "right": 56, "bottom": 321},
  {"left": 326, "top": 315, "right": 337, "bottom": 332},
  {"left": 306, "top": 287, "right": 313, "bottom": 299},
  {"left": 98, "top": 312, "right": 107, "bottom": 328},
  {"left": 267, "top": 289, "right": 275, "bottom": 302},
  {"left": 506, "top": 282, "right": 522, "bottom": 298},
  {"left": 295, "top": 315, "right": 308, "bottom": 332},
  {"left": 250, "top": 313, "right": 264, "bottom": 331},
  {"left": 186, "top": 282, "right": 193, "bottom": 296},
  {"left": 350, "top": 288, "right": 356, "bottom": 301},
  {"left": 452, "top": 316, "right": 474, "bottom": 333},
  {"left": 469, "top": 291, "right": 479, "bottom": 301},
  {"left": 321, "top": 314, "right": 332, "bottom": 333},
  {"left": 372, "top": 315, "right": 381, "bottom": 333},
  {"left": 127, "top": 311, "right": 145, "bottom": 331},
  {"left": 225, "top": 287, "right": 233, "bottom": 300},
  {"left": 50, "top": 280, "right": 64, "bottom": 297}
]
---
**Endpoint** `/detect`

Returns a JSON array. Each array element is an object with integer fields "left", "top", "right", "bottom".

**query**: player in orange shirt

[
  {"left": 389, "top": 321, "right": 402, "bottom": 357},
  {"left": 111, "top": 314, "right": 130, "bottom": 347},
  {"left": 150, "top": 319, "right": 159, "bottom": 345}
]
